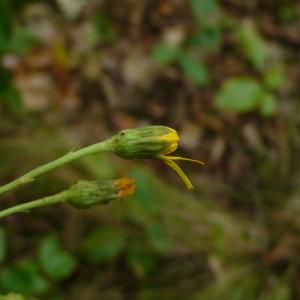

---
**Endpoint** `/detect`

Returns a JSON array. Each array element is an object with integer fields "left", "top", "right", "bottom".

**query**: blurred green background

[{"left": 1, "top": 0, "right": 300, "bottom": 299}]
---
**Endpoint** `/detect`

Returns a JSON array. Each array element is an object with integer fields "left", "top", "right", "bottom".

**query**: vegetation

[{"left": 1, "top": 0, "right": 300, "bottom": 299}]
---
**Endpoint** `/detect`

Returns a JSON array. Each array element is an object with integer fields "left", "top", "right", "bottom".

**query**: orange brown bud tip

[
  {"left": 114, "top": 177, "right": 135, "bottom": 199},
  {"left": 111, "top": 126, "right": 179, "bottom": 159},
  {"left": 68, "top": 178, "right": 135, "bottom": 209}
]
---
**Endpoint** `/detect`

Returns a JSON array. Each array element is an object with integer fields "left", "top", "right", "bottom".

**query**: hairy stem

[
  {"left": 0, "top": 138, "right": 114, "bottom": 196},
  {"left": 0, "top": 190, "right": 71, "bottom": 219}
]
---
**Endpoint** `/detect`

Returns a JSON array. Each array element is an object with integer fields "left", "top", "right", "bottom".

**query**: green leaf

[
  {"left": 147, "top": 223, "right": 171, "bottom": 254},
  {"left": 279, "top": 4, "right": 300, "bottom": 22},
  {"left": 263, "top": 64, "right": 284, "bottom": 90},
  {"left": 38, "top": 235, "right": 77, "bottom": 281},
  {"left": 0, "top": 67, "right": 12, "bottom": 95},
  {"left": 0, "top": 0, "right": 13, "bottom": 52},
  {"left": 126, "top": 242, "right": 156, "bottom": 277},
  {"left": 179, "top": 53, "right": 209, "bottom": 86},
  {"left": 80, "top": 227, "right": 127, "bottom": 264},
  {"left": 236, "top": 20, "right": 268, "bottom": 70},
  {"left": 5, "top": 86, "right": 23, "bottom": 113},
  {"left": 189, "top": 0, "right": 219, "bottom": 23},
  {"left": 152, "top": 44, "right": 181, "bottom": 65},
  {"left": 187, "top": 25, "right": 221, "bottom": 49},
  {"left": 8, "top": 28, "right": 36, "bottom": 54},
  {"left": 0, "top": 228, "right": 6, "bottom": 264},
  {"left": 0, "top": 67, "right": 23, "bottom": 114},
  {"left": 93, "top": 14, "right": 115, "bottom": 42},
  {"left": 259, "top": 91, "right": 278, "bottom": 117},
  {"left": 0, "top": 261, "right": 49, "bottom": 296},
  {"left": 215, "top": 77, "right": 263, "bottom": 112}
]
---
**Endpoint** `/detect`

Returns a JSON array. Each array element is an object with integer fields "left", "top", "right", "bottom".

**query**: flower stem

[
  {"left": 0, "top": 138, "right": 114, "bottom": 196},
  {"left": 0, "top": 177, "right": 135, "bottom": 219},
  {"left": 0, "top": 190, "right": 71, "bottom": 219}
]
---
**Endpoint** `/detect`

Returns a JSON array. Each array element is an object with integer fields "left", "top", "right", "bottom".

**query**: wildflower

[
  {"left": 112, "top": 126, "right": 204, "bottom": 189},
  {"left": 114, "top": 177, "right": 136, "bottom": 198},
  {"left": 68, "top": 178, "right": 135, "bottom": 209}
]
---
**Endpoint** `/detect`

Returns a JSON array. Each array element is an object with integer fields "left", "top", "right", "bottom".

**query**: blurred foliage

[
  {"left": 0, "top": 229, "right": 6, "bottom": 268},
  {"left": 0, "top": 0, "right": 36, "bottom": 114},
  {"left": 1, "top": 126, "right": 295, "bottom": 298},
  {"left": 236, "top": 20, "right": 268, "bottom": 71},
  {"left": 215, "top": 77, "right": 278, "bottom": 116},
  {"left": 152, "top": 44, "right": 210, "bottom": 86},
  {"left": 152, "top": 0, "right": 222, "bottom": 86},
  {"left": 190, "top": 0, "right": 220, "bottom": 22},
  {"left": 80, "top": 226, "right": 127, "bottom": 265},
  {"left": 0, "top": 294, "right": 29, "bottom": 300},
  {"left": 0, "top": 262, "right": 49, "bottom": 296},
  {"left": 1, "top": 0, "right": 300, "bottom": 299},
  {"left": 38, "top": 235, "right": 77, "bottom": 281}
]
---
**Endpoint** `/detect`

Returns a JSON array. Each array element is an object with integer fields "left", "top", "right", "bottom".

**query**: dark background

[{"left": 0, "top": 0, "right": 300, "bottom": 299}]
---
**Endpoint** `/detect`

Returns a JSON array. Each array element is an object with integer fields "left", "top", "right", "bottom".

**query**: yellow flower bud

[
  {"left": 112, "top": 126, "right": 204, "bottom": 190},
  {"left": 68, "top": 178, "right": 135, "bottom": 209},
  {"left": 112, "top": 125, "right": 179, "bottom": 159}
]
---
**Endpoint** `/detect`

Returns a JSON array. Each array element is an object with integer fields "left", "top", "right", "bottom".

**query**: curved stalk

[
  {"left": 0, "top": 190, "right": 71, "bottom": 219},
  {"left": 0, "top": 138, "right": 114, "bottom": 196},
  {"left": 0, "top": 177, "right": 135, "bottom": 219}
]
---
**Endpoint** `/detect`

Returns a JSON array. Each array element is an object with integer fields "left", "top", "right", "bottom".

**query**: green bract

[
  {"left": 68, "top": 180, "right": 119, "bottom": 209},
  {"left": 111, "top": 126, "right": 179, "bottom": 160},
  {"left": 69, "top": 178, "right": 135, "bottom": 209}
]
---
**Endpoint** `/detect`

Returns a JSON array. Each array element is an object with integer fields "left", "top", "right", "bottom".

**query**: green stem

[
  {"left": 0, "top": 190, "right": 71, "bottom": 219},
  {"left": 0, "top": 138, "right": 114, "bottom": 196}
]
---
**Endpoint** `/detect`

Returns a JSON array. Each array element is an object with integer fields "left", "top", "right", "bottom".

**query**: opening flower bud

[
  {"left": 112, "top": 126, "right": 179, "bottom": 159},
  {"left": 112, "top": 126, "right": 205, "bottom": 190},
  {"left": 68, "top": 178, "right": 135, "bottom": 209}
]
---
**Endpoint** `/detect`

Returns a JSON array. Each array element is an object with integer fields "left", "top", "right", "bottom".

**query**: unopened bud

[
  {"left": 68, "top": 178, "right": 135, "bottom": 209},
  {"left": 112, "top": 125, "right": 179, "bottom": 159},
  {"left": 111, "top": 125, "right": 204, "bottom": 189}
]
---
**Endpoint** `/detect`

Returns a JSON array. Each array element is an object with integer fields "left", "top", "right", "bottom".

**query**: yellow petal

[
  {"left": 169, "top": 156, "right": 205, "bottom": 165},
  {"left": 160, "top": 141, "right": 178, "bottom": 155},
  {"left": 163, "top": 157, "right": 193, "bottom": 190},
  {"left": 159, "top": 127, "right": 179, "bottom": 141}
]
